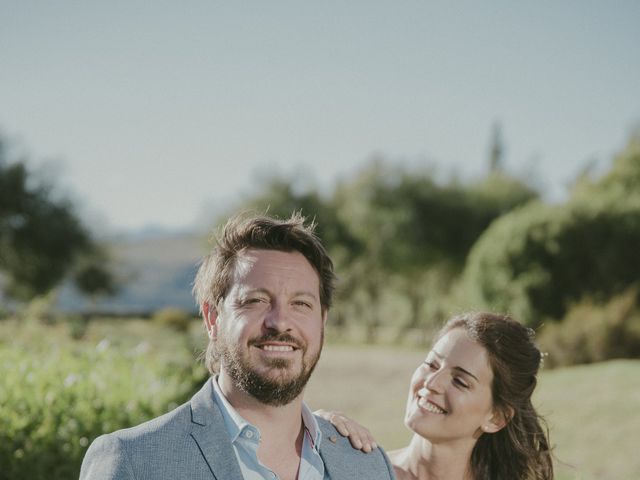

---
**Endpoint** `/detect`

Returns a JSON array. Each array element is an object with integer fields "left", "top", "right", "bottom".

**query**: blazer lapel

[
  {"left": 317, "top": 420, "right": 345, "bottom": 479},
  {"left": 316, "top": 418, "right": 395, "bottom": 480},
  {"left": 189, "top": 379, "right": 244, "bottom": 480}
]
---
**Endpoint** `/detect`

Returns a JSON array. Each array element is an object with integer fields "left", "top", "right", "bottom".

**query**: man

[{"left": 80, "top": 213, "right": 395, "bottom": 480}]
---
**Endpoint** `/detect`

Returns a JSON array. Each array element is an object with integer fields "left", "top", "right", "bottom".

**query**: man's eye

[
  {"left": 243, "top": 297, "right": 265, "bottom": 305},
  {"left": 293, "top": 300, "right": 312, "bottom": 309}
]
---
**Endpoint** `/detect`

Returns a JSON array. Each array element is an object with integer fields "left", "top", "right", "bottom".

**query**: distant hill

[{"left": 57, "top": 231, "right": 208, "bottom": 314}]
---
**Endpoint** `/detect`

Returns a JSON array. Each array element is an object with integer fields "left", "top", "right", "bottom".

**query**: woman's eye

[
  {"left": 453, "top": 377, "right": 469, "bottom": 389},
  {"left": 424, "top": 360, "right": 438, "bottom": 370}
]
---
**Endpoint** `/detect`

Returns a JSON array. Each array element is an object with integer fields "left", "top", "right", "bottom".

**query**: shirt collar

[
  {"left": 301, "top": 401, "right": 322, "bottom": 451},
  {"left": 211, "top": 375, "right": 323, "bottom": 449},
  {"left": 212, "top": 375, "right": 252, "bottom": 443}
]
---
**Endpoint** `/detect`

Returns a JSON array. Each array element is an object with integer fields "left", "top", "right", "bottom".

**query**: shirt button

[{"left": 244, "top": 430, "right": 254, "bottom": 439}]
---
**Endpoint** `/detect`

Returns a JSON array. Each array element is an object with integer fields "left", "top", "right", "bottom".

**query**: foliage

[
  {"left": 0, "top": 134, "right": 116, "bottom": 301},
  {"left": 0, "top": 318, "right": 202, "bottom": 480},
  {"left": 72, "top": 248, "right": 119, "bottom": 298},
  {"left": 571, "top": 129, "right": 640, "bottom": 199},
  {"left": 214, "top": 157, "right": 539, "bottom": 339},
  {"left": 463, "top": 194, "right": 640, "bottom": 326},
  {"left": 467, "top": 170, "right": 539, "bottom": 222},
  {"left": 538, "top": 287, "right": 640, "bottom": 367},
  {"left": 325, "top": 159, "right": 535, "bottom": 334},
  {"left": 247, "top": 175, "right": 361, "bottom": 258},
  {"left": 152, "top": 306, "right": 196, "bottom": 332}
]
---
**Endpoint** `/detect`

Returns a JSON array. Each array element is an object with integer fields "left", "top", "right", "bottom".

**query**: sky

[{"left": 2, "top": 1, "right": 639, "bottom": 233}]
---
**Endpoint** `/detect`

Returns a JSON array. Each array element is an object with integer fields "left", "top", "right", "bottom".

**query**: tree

[
  {"left": 238, "top": 175, "right": 359, "bottom": 259},
  {"left": 572, "top": 128, "right": 640, "bottom": 199},
  {"left": 488, "top": 122, "right": 504, "bottom": 173},
  {"left": 211, "top": 155, "right": 539, "bottom": 341},
  {"left": 0, "top": 134, "right": 116, "bottom": 302},
  {"left": 333, "top": 158, "right": 539, "bottom": 337},
  {"left": 212, "top": 174, "right": 361, "bottom": 329},
  {"left": 463, "top": 136, "right": 640, "bottom": 326}
]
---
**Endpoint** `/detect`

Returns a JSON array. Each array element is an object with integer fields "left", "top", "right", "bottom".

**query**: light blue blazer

[{"left": 79, "top": 379, "right": 396, "bottom": 479}]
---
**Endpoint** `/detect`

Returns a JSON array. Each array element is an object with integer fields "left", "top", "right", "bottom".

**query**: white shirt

[{"left": 212, "top": 377, "right": 328, "bottom": 480}]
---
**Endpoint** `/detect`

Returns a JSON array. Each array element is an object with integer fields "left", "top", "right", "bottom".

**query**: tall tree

[
  {"left": 0, "top": 134, "right": 116, "bottom": 301},
  {"left": 335, "top": 158, "right": 539, "bottom": 335},
  {"left": 488, "top": 122, "right": 504, "bottom": 173}
]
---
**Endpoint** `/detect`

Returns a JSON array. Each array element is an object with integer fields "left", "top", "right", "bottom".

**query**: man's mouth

[
  {"left": 259, "top": 344, "right": 296, "bottom": 352},
  {"left": 250, "top": 333, "right": 303, "bottom": 352}
]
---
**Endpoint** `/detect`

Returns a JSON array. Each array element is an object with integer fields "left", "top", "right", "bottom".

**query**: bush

[
  {"left": 538, "top": 287, "right": 640, "bottom": 367},
  {"left": 0, "top": 319, "right": 201, "bottom": 480},
  {"left": 462, "top": 196, "right": 640, "bottom": 326},
  {"left": 463, "top": 135, "right": 640, "bottom": 327},
  {"left": 152, "top": 307, "right": 196, "bottom": 332}
]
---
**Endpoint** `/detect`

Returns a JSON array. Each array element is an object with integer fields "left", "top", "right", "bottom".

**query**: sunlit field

[
  {"left": 307, "top": 345, "right": 640, "bottom": 480},
  {"left": 1, "top": 318, "right": 638, "bottom": 479}
]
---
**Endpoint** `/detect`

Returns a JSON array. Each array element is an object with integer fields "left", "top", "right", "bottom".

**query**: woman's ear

[
  {"left": 202, "top": 302, "right": 219, "bottom": 339},
  {"left": 483, "top": 405, "right": 514, "bottom": 434}
]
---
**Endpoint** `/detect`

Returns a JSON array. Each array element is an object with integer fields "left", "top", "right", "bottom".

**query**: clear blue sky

[{"left": 2, "top": 1, "right": 639, "bottom": 232}]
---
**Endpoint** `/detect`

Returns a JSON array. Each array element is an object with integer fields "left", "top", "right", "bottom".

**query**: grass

[
  {"left": 536, "top": 359, "right": 640, "bottom": 480},
  {"left": 307, "top": 345, "right": 640, "bottom": 480},
  {"left": 2, "top": 317, "right": 637, "bottom": 479}
]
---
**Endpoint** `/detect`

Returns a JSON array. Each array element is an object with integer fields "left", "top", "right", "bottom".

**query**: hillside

[{"left": 57, "top": 231, "right": 207, "bottom": 313}]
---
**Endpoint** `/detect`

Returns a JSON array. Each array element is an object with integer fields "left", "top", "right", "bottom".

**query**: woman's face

[{"left": 404, "top": 328, "right": 502, "bottom": 446}]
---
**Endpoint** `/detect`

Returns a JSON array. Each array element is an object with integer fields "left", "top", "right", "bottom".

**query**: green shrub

[
  {"left": 152, "top": 307, "right": 195, "bottom": 332},
  {"left": 462, "top": 196, "right": 640, "bottom": 326},
  {"left": 0, "top": 319, "right": 200, "bottom": 480},
  {"left": 538, "top": 287, "right": 640, "bottom": 367},
  {"left": 463, "top": 135, "right": 640, "bottom": 327}
]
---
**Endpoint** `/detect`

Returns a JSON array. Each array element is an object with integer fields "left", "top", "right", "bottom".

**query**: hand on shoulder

[{"left": 314, "top": 409, "right": 378, "bottom": 453}]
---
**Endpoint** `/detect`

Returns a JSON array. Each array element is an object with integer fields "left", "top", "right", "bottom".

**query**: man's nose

[{"left": 263, "top": 303, "right": 292, "bottom": 332}]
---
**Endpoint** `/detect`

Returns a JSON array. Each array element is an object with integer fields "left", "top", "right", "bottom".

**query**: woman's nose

[{"left": 424, "top": 369, "right": 445, "bottom": 394}]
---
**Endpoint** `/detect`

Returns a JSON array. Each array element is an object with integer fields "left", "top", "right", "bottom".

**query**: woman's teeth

[{"left": 417, "top": 388, "right": 446, "bottom": 414}]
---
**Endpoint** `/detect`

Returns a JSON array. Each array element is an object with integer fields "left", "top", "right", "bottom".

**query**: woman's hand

[{"left": 314, "top": 409, "right": 378, "bottom": 453}]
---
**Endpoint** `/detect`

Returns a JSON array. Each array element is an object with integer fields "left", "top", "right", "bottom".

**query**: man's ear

[
  {"left": 202, "top": 302, "right": 219, "bottom": 339},
  {"left": 322, "top": 309, "right": 328, "bottom": 326},
  {"left": 482, "top": 405, "right": 514, "bottom": 434}
]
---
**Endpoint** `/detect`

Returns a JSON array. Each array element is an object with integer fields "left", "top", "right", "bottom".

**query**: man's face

[{"left": 208, "top": 248, "right": 326, "bottom": 406}]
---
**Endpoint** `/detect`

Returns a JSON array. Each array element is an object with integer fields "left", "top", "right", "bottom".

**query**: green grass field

[
  {"left": 306, "top": 345, "right": 640, "bottom": 480},
  {"left": 2, "top": 318, "right": 638, "bottom": 479}
]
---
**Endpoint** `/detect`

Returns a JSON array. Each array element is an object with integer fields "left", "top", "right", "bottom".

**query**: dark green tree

[
  {"left": 488, "top": 122, "right": 504, "bottom": 173},
  {"left": 334, "top": 158, "right": 539, "bottom": 337},
  {"left": 0, "top": 134, "right": 116, "bottom": 301}
]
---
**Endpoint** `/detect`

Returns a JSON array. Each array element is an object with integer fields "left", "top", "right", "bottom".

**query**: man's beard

[{"left": 216, "top": 330, "right": 323, "bottom": 406}]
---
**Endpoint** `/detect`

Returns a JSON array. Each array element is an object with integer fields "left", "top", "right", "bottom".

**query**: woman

[{"left": 318, "top": 312, "right": 553, "bottom": 480}]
